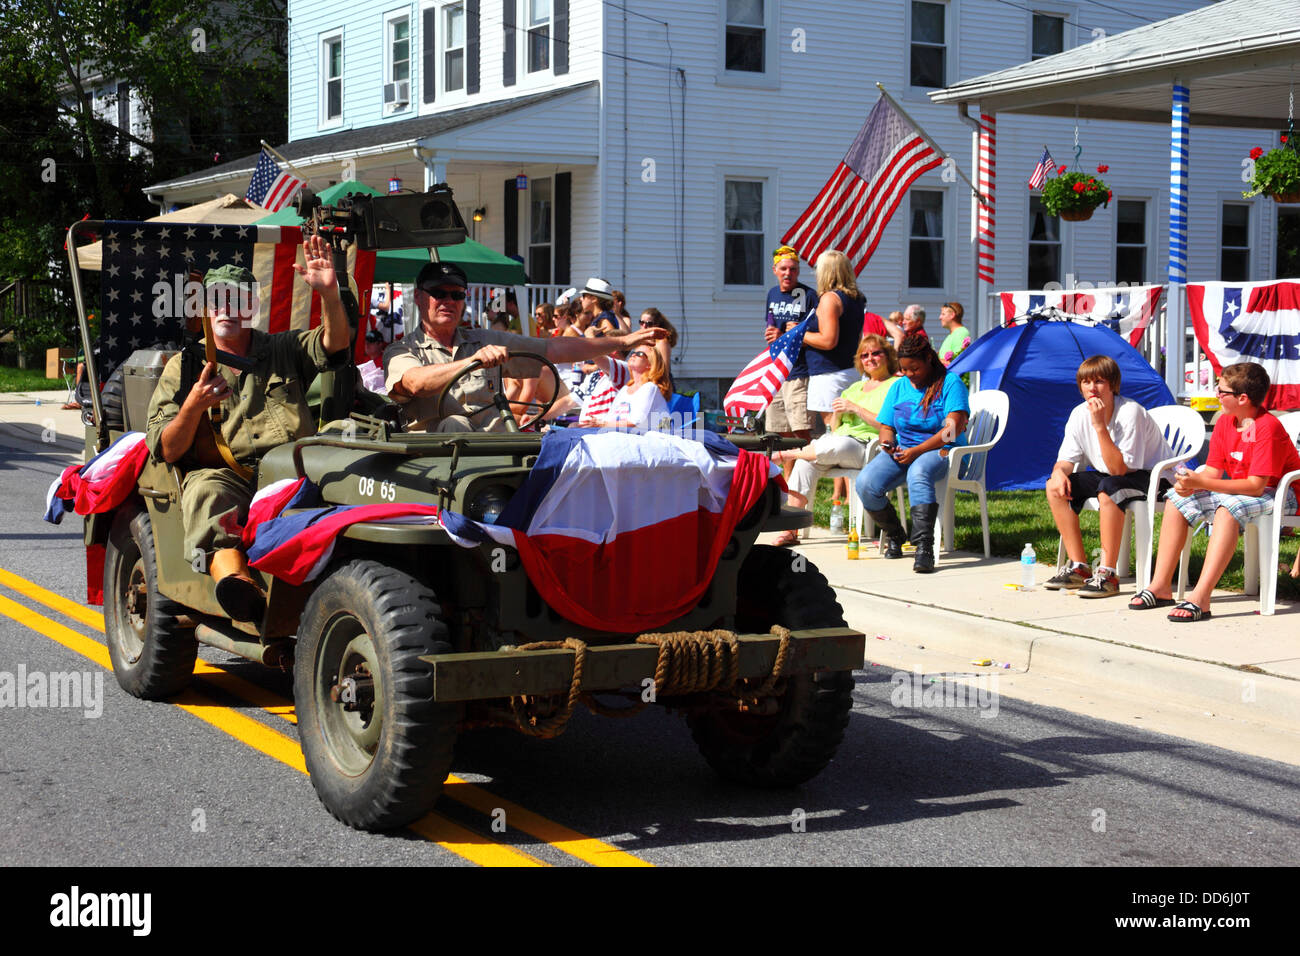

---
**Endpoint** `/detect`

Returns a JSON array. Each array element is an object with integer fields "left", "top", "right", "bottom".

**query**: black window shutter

[
  {"left": 467, "top": 0, "right": 480, "bottom": 94},
  {"left": 554, "top": 0, "right": 569, "bottom": 75},
  {"left": 555, "top": 171, "right": 571, "bottom": 285},
  {"left": 422, "top": 8, "right": 436, "bottom": 104},
  {"left": 503, "top": 179, "right": 518, "bottom": 258},
  {"left": 502, "top": 0, "right": 516, "bottom": 87}
]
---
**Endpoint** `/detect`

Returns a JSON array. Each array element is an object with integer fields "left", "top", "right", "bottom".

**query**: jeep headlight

[{"left": 467, "top": 484, "right": 514, "bottom": 525}]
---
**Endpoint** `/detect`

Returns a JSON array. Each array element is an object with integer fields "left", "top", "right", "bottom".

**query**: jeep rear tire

[
  {"left": 295, "top": 560, "right": 459, "bottom": 831},
  {"left": 688, "top": 544, "right": 855, "bottom": 787},
  {"left": 104, "top": 507, "right": 198, "bottom": 699}
]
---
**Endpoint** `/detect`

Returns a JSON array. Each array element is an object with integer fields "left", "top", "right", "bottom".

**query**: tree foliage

[{"left": 0, "top": 0, "right": 287, "bottom": 287}]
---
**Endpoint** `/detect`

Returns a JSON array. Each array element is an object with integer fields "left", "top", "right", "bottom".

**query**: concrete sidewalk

[
  {"left": 772, "top": 524, "right": 1300, "bottom": 764},
  {"left": 6, "top": 388, "right": 1298, "bottom": 760}
]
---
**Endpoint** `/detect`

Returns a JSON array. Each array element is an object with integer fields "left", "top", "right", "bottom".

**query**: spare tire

[{"left": 98, "top": 366, "right": 125, "bottom": 430}]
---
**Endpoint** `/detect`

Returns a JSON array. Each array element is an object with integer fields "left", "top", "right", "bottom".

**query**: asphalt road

[{"left": 2, "top": 427, "right": 1297, "bottom": 871}]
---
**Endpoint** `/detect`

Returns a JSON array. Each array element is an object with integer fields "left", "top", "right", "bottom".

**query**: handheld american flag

[
  {"left": 723, "top": 316, "right": 810, "bottom": 418},
  {"left": 246, "top": 148, "right": 306, "bottom": 212},
  {"left": 782, "top": 93, "right": 943, "bottom": 275},
  {"left": 1028, "top": 147, "right": 1055, "bottom": 190}
]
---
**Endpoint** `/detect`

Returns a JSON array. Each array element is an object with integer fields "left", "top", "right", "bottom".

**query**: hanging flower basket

[
  {"left": 1243, "top": 137, "right": 1300, "bottom": 201},
  {"left": 1038, "top": 165, "right": 1112, "bottom": 220}
]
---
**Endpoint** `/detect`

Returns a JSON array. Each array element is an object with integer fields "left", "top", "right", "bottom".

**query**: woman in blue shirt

[{"left": 856, "top": 333, "right": 969, "bottom": 573}]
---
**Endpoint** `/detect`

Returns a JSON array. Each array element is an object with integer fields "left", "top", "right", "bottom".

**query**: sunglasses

[
  {"left": 421, "top": 287, "right": 466, "bottom": 300},
  {"left": 628, "top": 350, "right": 647, "bottom": 360},
  {"left": 1215, "top": 387, "right": 1239, "bottom": 398},
  {"left": 860, "top": 350, "right": 885, "bottom": 358},
  {"left": 639, "top": 319, "right": 653, "bottom": 327}
]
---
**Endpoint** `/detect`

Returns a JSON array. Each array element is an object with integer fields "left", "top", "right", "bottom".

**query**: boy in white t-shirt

[{"left": 1044, "top": 355, "right": 1173, "bottom": 597}]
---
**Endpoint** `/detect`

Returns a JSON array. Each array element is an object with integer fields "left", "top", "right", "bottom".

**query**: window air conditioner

[{"left": 383, "top": 80, "right": 410, "bottom": 106}]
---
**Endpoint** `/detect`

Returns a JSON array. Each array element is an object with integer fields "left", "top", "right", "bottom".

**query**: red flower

[
  {"left": 1057, "top": 165, "right": 1068, "bottom": 175},
  {"left": 1096, "top": 164, "right": 1109, "bottom": 173},
  {"left": 1283, "top": 135, "right": 1289, "bottom": 144},
  {"left": 1073, "top": 182, "right": 1086, "bottom": 193},
  {"left": 1250, "top": 147, "right": 1265, "bottom": 160},
  {"left": 1107, "top": 190, "right": 1113, "bottom": 201}
]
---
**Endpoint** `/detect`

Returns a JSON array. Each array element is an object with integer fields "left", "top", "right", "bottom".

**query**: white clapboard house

[{"left": 147, "top": 0, "right": 1285, "bottom": 398}]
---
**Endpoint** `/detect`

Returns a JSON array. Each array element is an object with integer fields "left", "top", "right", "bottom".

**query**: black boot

[
  {"left": 867, "top": 506, "right": 906, "bottom": 558},
  {"left": 910, "top": 504, "right": 939, "bottom": 573}
]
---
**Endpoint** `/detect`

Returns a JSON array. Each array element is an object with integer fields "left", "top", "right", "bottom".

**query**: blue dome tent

[{"left": 947, "top": 312, "right": 1175, "bottom": 491}]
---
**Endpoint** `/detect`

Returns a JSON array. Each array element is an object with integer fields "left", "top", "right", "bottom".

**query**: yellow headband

[{"left": 772, "top": 245, "right": 799, "bottom": 265}]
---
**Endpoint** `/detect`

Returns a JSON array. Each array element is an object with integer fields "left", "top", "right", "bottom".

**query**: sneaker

[
  {"left": 1044, "top": 564, "right": 1090, "bottom": 590},
  {"left": 1076, "top": 569, "right": 1119, "bottom": 599}
]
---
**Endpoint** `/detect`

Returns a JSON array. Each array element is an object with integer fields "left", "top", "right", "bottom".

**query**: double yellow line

[{"left": 0, "top": 567, "right": 649, "bottom": 868}]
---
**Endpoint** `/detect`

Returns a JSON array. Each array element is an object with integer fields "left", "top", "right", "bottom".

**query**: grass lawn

[
  {"left": 809, "top": 477, "right": 1300, "bottom": 600},
  {"left": 0, "top": 365, "right": 67, "bottom": 393}
]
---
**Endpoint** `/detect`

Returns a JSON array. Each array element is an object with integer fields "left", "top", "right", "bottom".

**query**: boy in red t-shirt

[{"left": 1130, "top": 362, "right": 1300, "bottom": 621}]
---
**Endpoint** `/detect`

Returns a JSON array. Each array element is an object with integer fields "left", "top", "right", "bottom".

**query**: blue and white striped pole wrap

[{"left": 1168, "top": 84, "right": 1190, "bottom": 283}]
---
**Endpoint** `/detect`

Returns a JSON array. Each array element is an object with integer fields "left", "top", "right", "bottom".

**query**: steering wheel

[{"left": 435, "top": 350, "right": 563, "bottom": 433}]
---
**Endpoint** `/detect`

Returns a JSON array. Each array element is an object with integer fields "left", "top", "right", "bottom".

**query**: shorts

[
  {"left": 1168, "top": 486, "right": 1298, "bottom": 532},
  {"left": 807, "top": 368, "right": 860, "bottom": 413},
  {"left": 766, "top": 377, "right": 813, "bottom": 433},
  {"left": 1067, "top": 469, "right": 1164, "bottom": 514}
]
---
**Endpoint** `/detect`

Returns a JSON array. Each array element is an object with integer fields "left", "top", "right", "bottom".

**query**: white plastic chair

[
  {"left": 1175, "top": 411, "right": 1300, "bottom": 615},
  {"left": 799, "top": 438, "right": 904, "bottom": 540},
  {"left": 930, "top": 389, "right": 1010, "bottom": 557},
  {"left": 1054, "top": 404, "right": 1204, "bottom": 590}
]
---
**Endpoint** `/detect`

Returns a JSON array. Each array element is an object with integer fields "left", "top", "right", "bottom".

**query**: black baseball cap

[
  {"left": 416, "top": 261, "right": 467, "bottom": 290},
  {"left": 364, "top": 329, "right": 384, "bottom": 343}
]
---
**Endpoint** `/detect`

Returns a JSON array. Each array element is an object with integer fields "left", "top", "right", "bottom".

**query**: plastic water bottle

[
  {"left": 829, "top": 499, "right": 845, "bottom": 534},
  {"left": 1020, "top": 543, "right": 1037, "bottom": 590}
]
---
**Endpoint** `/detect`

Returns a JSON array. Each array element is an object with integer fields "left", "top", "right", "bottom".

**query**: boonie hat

[{"left": 204, "top": 264, "right": 256, "bottom": 287}]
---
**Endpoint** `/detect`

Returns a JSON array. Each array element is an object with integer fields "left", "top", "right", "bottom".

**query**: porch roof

[
  {"left": 146, "top": 81, "right": 600, "bottom": 203},
  {"left": 929, "top": 0, "right": 1300, "bottom": 129}
]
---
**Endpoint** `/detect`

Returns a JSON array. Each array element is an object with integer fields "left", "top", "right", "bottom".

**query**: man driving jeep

[
  {"left": 384, "top": 261, "right": 664, "bottom": 432},
  {"left": 144, "top": 235, "right": 348, "bottom": 622}
]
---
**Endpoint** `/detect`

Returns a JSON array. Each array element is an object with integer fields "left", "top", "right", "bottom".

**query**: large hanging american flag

[
  {"left": 97, "top": 221, "right": 375, "bottom": 378},
  {"left": 246, "top": 148, "right": 306, "bottom": 212},
  {"left": 723, "top": 316, "right": 810, "bottom": 418},
  {"left": 782, "top": 92, "right": 943, "bottom": 275}
]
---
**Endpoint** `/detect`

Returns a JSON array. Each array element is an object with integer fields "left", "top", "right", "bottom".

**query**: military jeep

[{"left": 64, "top": 193, "right": 864, "bottom": 832}]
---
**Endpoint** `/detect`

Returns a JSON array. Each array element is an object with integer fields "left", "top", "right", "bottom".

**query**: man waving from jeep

[
  {"left": 384, "top": 261, "right": 664, "bottom": 433},
  {"left": 144, "top": 234, "right": 349, "bottom": 622}
]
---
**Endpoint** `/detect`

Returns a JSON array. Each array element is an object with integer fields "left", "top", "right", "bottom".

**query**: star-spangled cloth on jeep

[
  {"left": 1188, "top": 280, "right": 1300, "bottom": 410},
  {"left": 44, "top": 431, "right": 149, "bottom": 525},
  {"left": 243, "top": 477, "right": 441, "bottom": 585},
  {"left": 438, "top": 428, "right": 778, "bottom": 634}
]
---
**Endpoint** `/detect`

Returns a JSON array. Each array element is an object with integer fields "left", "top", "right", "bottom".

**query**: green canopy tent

[{"left": 253, "top": 180, "right": 527, "bottom": 285}]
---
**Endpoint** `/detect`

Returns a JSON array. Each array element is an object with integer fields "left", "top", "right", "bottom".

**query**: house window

[
  {"left": 1031, "top": 13, "right": 1064, "bottom": 59},
  {"left": 1277, "top": 207, "right": 1300, "bottom": 279},
  {"left": 1028, "top": 196, "right": 1061, "bottom": 288},
  {"left": 1221, "top": 204, "right": 1251, "bottom": 281},
  {"left": 908, "top": 190, "right": 944, "bottom": 288},
  {"left": 723, "top": 179, "right": 764, "bottom": 286},
  {"left": 1115, "top": 200, "right": 1147, "bottom": 285},
  {"left": 384, "top": 14, "right": 410, "bottom": 110},
  {"left": 725, "top": 0, "right": 765, "bottom": 73},
  {"left": 444, "top": 3, "right": 465, "bottom": 92},
  {"left": 529, "top": 176, "right": 553, "bottom": 283},
  {"left": 322, "top": 34, "right": 343, "bottom": 124},
  {"left": 116, "top": 82, "right": 131, "bottom": 133},
  {"left": 527, "top": 0, "right": 550, "bottom": 74},
  {"left": 911, "top": 1, "right": 946, "bottom": 88}
]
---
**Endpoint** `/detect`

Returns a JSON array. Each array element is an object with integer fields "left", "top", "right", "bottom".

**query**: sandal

[
  {"left": 1166, "top": 600, "right": 1211, "bottom": 623},
  {"left": 772, "top": 530, "right": 800, "bottom": 548},
  {"left": 1128, "top": 589, "right": 1175, "bottom": 610}
]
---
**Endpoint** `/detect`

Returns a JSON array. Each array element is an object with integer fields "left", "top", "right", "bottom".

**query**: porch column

[
  {"left": 974, "top": 110, "right": 996, "bottom": 338},
  {"left": 1166, "top": 81, "right": 1190, "bottom": 397}
]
